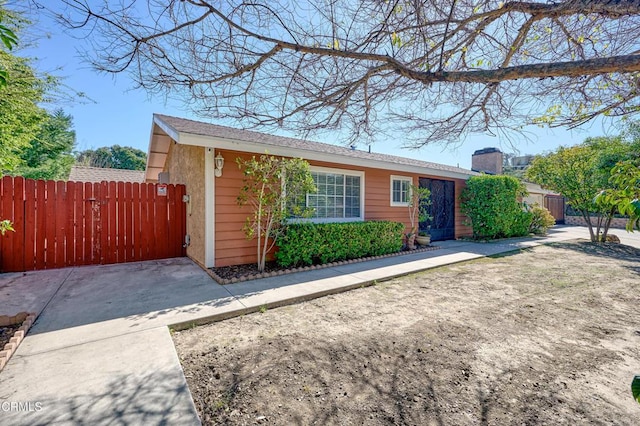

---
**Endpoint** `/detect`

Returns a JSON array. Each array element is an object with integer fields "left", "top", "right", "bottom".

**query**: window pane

[{"left": 303, "top": 171, "right": 360, "bottom": 219}]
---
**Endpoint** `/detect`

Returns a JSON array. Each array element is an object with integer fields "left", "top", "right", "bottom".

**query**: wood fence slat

[
  {"left": 55, "top": 181, "right": 67, "bottom": 268},
  {"left": 1, "top": 176, "right": 14, "bottom": 271},
  {"left": 44, "top": 180, "right": 57, "bottom": 269},
  {"left": 116, "top": 181, "right": 125, "bottom": 263},
  {"left": 65, "top": 181, "right": 75, "bottom": 266},
  {"left": 124, "top": 183, "right": 133, "bottom": 262},
  {"left": 97, "top": 182, "right": 109, "bottom": 264},
  {"left": 34, "top": 180, "right": 46, "bottom": 269},
  {"left": 11, "top": 177, "right": 25, "bottom": 272},
  {"left": 93, "top": 182, "right": 102, "bottom": 263},
  {"left": 24, "top": 179, "right": 36, "bottom": 271},
  {"left": 155, "top": 184, "right": 169, "bottom": 259},
  {"left": 74, "top": 182, "right": 85, "bottom": 264},
  {"left": 84, "top": 182, "right": 94, "bottom": 264},
  {"left": 104, "top": 181, "right": 115, "bottom": 264},
  {"left": 139, "top": 183, "right": 149, "bottom": 260},
  {"left": 0, "top": 176, "right": 6, "bottom": 271},
  {"left": 146, "top": 184, "right": 157, "bottom": 260},
  {"left": 132, "top": 183, "right": 141, "bottom": 261}
]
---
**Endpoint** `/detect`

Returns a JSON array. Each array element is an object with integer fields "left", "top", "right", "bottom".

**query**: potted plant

[
  {"left": 416, "top": 229, "right": 431, "bottom": 246},
  {"left": 406, "top": 184, "right": 432, "bottom": 249}
]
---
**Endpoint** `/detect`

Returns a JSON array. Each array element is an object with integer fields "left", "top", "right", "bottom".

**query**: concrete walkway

[{"left": 1, "top": 226, "right": 639, "bottom": 425}]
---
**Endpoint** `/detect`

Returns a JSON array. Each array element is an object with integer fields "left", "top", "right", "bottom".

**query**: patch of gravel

[{"left": 0, "top": 323, "right": 21, "bottom": 350}]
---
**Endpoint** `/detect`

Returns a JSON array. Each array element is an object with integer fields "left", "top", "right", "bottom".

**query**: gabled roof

[
  {"left": 146, "top": 114, "right": 477, "bottom": 181},
  {"left": 69, "top": 166, "right": 145, "bottom": 183}
]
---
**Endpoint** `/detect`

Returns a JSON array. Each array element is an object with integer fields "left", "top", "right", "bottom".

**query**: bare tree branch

[{"left": 48, "top": 0, "right": 640, "bottom": 146}]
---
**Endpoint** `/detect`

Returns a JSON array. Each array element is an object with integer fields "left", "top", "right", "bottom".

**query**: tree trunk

[
  {"left": 600, "top": 208, "right": 615, "bottom": 242},
  {"left": 581, "top": 210, "right": 596, "bottom": 242}
]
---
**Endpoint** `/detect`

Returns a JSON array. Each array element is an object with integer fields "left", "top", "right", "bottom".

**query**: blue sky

[{"left": 22, "top": 7, "right": 614, "bottom": 170}]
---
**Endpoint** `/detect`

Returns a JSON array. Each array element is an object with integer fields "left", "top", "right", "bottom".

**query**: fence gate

[
  {"left": 0, "top": 176, "right": 186, "bottom": 272},
  {"left": 544, "top": 195, "right": 565, "bottom": 224}
]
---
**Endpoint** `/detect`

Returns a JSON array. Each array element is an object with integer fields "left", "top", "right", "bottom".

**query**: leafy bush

[
  {"left": 528, "top": 204, "right": 556, "bottom": 235},
  {"left": 0, "top": 219, "right": 14, "bottom": 235},
  {"left": 460, "top": 175, "right": 532, "bottom": 240},
  {"left": 275, "top": 221, "right": 404, "bottom": 267}
]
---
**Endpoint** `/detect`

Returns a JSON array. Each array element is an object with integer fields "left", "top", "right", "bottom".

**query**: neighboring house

[
  {"left": 68, "top": 165, "right": 145, "bottom": 183},
  {"left": 145, "top": 114, "right": 476, "bottom": 269},
  {"left": 471, "top": 148, "right": 565, "bottom": 223}
]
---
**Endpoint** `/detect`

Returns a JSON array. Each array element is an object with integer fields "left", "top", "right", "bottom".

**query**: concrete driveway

[
  {"left": 1, "top": 225, "right": 639, "bottom": 425},
  {"left": 0, "top": 257, "right": 243, "bottom": 425}
]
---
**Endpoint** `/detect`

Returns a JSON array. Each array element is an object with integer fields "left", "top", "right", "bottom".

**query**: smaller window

[{"left": 390, "top": 176, "right": 412, "bottom": 206}]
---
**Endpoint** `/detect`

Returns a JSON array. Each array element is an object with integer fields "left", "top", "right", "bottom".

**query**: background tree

[
  {"left": 0, "top": 5, "right": 18, "bottom": 88},
  {"left": 76, "top": 145, "right": 147, "bottom": 170},
  {"left": 526, "top": 136, "right": 640, "bottom": 241},
  {"left": 236, "top": 154, "right": 316, "bottom": 273},
  {"left": 13, "top": 108, "right": 76, "bottom": 180},
  {"left": 55, "top": 0, "right": 640, "bottom": 146},
  {"left": 0, "top": 6, "right": 48, "bottom": 173},
  {"left": 596, "top": 161, "right": 640, "bottom": 232}
]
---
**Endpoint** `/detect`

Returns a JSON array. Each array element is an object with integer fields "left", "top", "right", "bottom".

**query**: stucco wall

[
  {"left": 214, "top": 149, "right": 471, "bottom": 267},
  {"left": 523, "top": 193, "right": 545, "bottom": 207},
  {"left": 163, "top": 143, "right": 206, "bottom": 267}
]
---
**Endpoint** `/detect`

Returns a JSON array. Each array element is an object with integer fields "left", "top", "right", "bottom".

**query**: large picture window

[{"left": 303, "top": 168, "right": 363, "bottom": 220}]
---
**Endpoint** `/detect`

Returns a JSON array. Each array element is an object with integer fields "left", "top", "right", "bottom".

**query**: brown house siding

[
  {"left": 214, "top": 149, "right": 470, "bottom": 268},
  {"left": 163, "top": 143, "right": 207, "bottom": 267}
]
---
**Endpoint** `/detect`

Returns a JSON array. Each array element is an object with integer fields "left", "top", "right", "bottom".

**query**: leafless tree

[{"left": 51, "top": 0, "right": 640, "bottom": 147}]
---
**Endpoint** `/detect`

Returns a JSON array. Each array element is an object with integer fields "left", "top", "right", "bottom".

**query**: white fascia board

[
  {"left": 178, "top": 132, "right": 473, "bottom": 181},
  {"left": 153, "top": 115, "right": 181, "bottom": 142},
  {"left": 145, "top": 116, "right": 180, "bottom": 181},
  {"left": 145, "top": 118, "right": 159, "bottom": 181}
]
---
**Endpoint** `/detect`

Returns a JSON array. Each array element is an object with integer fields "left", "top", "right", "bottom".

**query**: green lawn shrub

[
  {"left": 460, "top": 175, "right": 532, "bottom": 240},
  {"left": 275, "top": 221, "right": 404, "bottom": 267},
  {"left": 528, "top": 204, "right": 556, "bottom": 235}
]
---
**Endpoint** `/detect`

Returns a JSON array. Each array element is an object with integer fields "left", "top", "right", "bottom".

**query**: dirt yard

[{"left": 173, "top": 241, "right": 640, "bottom": 425}]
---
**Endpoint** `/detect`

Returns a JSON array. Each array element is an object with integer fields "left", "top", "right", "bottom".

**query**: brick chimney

[{"left": 471, "top": 147, "right": 503, "bottom": 175}]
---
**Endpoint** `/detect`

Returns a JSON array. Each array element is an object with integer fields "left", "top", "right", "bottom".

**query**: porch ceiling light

[{"left": 214, "top": 152, "right": 224, "bottom": 177}]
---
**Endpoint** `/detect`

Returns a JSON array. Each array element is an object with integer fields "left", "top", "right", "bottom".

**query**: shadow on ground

[
  {"left": 3, "top": 369, "right": 199, "bottom": 426},
  {"left": 549, "top": 240, "right": 640, "bottom": 275}
]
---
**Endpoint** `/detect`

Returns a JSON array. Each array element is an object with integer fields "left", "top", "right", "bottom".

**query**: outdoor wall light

[{"left": 214, "top": 152, "right": 225, "bottom": 177}]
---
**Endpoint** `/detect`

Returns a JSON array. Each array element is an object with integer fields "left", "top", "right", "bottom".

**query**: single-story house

[
  {"left": 145, "top": 114, "right": 476, "bottom": 269},
  {"left": 68, "top": 165, "right": 146, "bottom": 183}
]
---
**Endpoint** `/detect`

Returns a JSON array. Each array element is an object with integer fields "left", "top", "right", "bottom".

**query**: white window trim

[
  {"left": 297, "top": 166, "right": 365, "bottom": 223},
  {"left": 390, "top": 175, "right": 413, "bottom": 207}
]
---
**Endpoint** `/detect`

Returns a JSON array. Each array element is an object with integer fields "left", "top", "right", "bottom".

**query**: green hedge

[
  {"left": 460, "top": 175, "right": 532, "bottom": 240},
  {"left": 275, "top": 221, "right": 404, "bottom": 267}
]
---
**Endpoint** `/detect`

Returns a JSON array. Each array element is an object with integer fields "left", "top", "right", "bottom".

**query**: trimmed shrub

[
  {"left": 460, "top": 175, "right": 532, "bottom": 240},
  {"left": 275, "top": 221, "right": 404, "bottom": 267},
  {"left": 528, "top": 204, "right": 556, "bottom": 235}
]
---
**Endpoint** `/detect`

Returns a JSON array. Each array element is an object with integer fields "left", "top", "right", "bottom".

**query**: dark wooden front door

[{"left": 419, "top": 178, "right": 455, "bottom": 241}]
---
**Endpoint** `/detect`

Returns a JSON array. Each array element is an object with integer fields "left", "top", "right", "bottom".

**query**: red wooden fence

[{"left": 0, "top": 176, "right": 186, "bottom": 272}]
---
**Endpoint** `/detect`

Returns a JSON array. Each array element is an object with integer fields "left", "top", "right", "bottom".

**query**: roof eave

[
  {"left": 176, "top": 131, "right": 473, "bottom": 180},
  {"left": 145, "top": 115, "right": 178, "bottom": 182}
]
